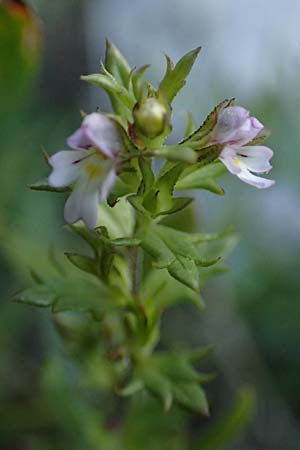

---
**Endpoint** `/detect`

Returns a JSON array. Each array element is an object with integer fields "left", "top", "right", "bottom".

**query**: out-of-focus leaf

[
  {"left": 13, "top": 284, "right": 56, "bottom": 307},
  {"left": 173, "top": 383, "right": 209, "bottom": 415},
  {"left": 13, "top": 275, "right": 114, "bottom": 320},
  {"left": 65, "top": 252, "right": 98, "bottom": 276},
  {"left": 139, "top": 368, "right": 173, "bottom": 411}
]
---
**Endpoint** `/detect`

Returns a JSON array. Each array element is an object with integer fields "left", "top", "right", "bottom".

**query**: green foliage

[
  {"left": 13, "top": 274, "right": 115, "bottom": 320},
  {"left": 13, "top": 39, "right": 270, "bottom": 449},
  {"left": 176, "top": 162, "right": 226, "bottom": 194},
  {"left": 158, "top": 47, "right": 201, "bottom": 103}
]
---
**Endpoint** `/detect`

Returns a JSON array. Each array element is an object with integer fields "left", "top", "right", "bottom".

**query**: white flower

[
  {"left": 219, "top": 146, "right": 275, "bottom": 189},
  {"left": 48, "top": 113, "right": 122, "bottom": 228},
  {"left": 212, "top": 106, "right": 274, "bottom": 189}
]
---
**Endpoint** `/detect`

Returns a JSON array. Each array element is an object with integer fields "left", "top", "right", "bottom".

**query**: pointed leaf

[
  {"left": 141, "top": 369, "right": 173, "bottom": 411},
  {"left": 173, "top": 383, "right": 209, "bottom": 415},
  {"left": 65, "top": 252, "right": 98, "bottom": 276},
  {"left": 154, "top": 145, "right": 197, "bottom": 163},
  {"left": 80, "top": 73, "right": 135, "bottom": 110},
  {"left": 105, "top": 39, "right": 131, "bottom": 87},
  {"left": 185, "top": 112, "right": 197, "bottom": 137},
  {"left": 13, "top": 285, "right": 56, "bottom": 307},
  {"left": 158, "top": 47, "right": 201, "bottom": 102}
]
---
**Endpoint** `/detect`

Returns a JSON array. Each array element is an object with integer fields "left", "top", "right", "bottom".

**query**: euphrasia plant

[{"left": 16, "top": 41, "right": 274, "bottom": 416}]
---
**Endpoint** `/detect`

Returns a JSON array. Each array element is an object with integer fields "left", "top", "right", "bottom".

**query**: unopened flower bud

[{"left": 133, "top": 96, "right": 171, "bottom": 139}]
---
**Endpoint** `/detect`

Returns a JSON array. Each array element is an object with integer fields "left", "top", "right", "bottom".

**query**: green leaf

[
  {"left": 131, "top": 64, "right": 151, "bottom": 100},
  {"left": 139, "top": 161, "right": 188, "bottom": 217},
  {"left": 139, "top": 223, "right": 220, "bottom": 291},
  {"left": 185, "top": 112, "right": 197, "bottom": 137},
  {"left": 139, "top": 351, "right": 212, "bottom": 415},
  {"left": 158, "top": 47, "right": 201, "bottom": 103},
  {"left": 156, "top": 225, "right": 219, "bottom": 267},
  {"left": 66, "top": 224, "right": 101, "bottom": 255},
  {"left": 173, "top": 383, "right": 209, "bottom": 415},
  {"left": 175, "top": 161, "right": 226, "bottom": 194},
  {"left": 105, "top": 39, "right": 131, "bottom": 87},
  {"left": 143, "top": 269, "right": 205, "bottom": 311},
  {"left": 80, "top": 71, "right": 135, "bottom": 110},
  {"left": 167, "top": 254, "right": 199, "bottom": 291},
  {"left": 196, "top": 144, "right": 224, "bottom": 165},
  {"left": 13, "top": 285, "right": 56, "bottom": 307},
  {"left": 110, "top": 238, "right": 141, "bottom": 247},
  {"left": 154, "top": 145, "right": 197, "bottom": 163},
  {"left": 14, "top": 276, "right": 114, "bottom": 320},
  {"left": 117, "top": 379, "right": 145, "bottom": 397},
  {"left": 157, "top": 197, "right": 193, "bottom": 216},
  {"left": 29, "top": 178, "right": 70, "bottom": 193},
  {"left": 65, "top": 252, "right": 98, "bottom": 276},
  {"left": 140, "top": 368, "right": 173, "bottom": 411},
  {"left": 190, "top": 227, "right": 234, "bottom": 244},
  {"left": 138, "top": 157, "right": 155, "bottom": 195}
]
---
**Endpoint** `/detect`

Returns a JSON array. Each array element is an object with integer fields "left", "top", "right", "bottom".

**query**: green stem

[{"left": 129, "top": 246, "right": 142, "bottom": 298}]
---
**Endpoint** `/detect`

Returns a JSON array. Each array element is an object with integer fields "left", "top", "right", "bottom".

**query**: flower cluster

[{"left": 48, "top": 106, "right": 274, "bottom": 228}]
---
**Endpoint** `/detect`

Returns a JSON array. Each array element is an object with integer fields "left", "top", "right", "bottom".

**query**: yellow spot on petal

[
  {"left": 234, "top": 157, "right": 241, "bottom": 167},
  {"left": 85, "top": 163, "right": 103, "bottom": 179}
]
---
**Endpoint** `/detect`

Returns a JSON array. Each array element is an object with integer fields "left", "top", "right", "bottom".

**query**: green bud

[{"left": 133, "top": 96, "right": 171, "bottom": 139}]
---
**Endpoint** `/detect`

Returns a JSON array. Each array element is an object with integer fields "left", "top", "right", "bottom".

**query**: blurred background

[{"left": 1, "top": 0, "right": 300, "bottom": 449}]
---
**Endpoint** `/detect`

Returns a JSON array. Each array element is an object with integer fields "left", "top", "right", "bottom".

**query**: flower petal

[
  {"left": 212, "top": 106, "right": 264, "bottom": 146},
  {"left": 219, "top": 147, "right": 241, "bottom": 175},
  {"left": 64, "top": 178, "right": 99, "bottom": 229},
  {"left": 67, "top": 113, "right": 122, "bottom": 159},
  {"left": 67, "top": 127, "right": 92, "bottom": 150},
  {"left": 237, "top": 145, "right": 273, "bottom": 173},
  {"left": 237, "top": 168, "right": 275, "bottom": 189},
  {"left": 48, "top": 150, "right": 87, "bottom": 187},
  {"left": 100, "top": 169, "right": 117, "bottom": 201}
]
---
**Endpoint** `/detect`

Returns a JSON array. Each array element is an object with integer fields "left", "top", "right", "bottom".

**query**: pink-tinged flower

[
  {"left": 48, "top": 113, "right": 122, "bottom": 228},
  {"left": 211, "top": 106, "right": 274, "bottom": 189},
  {"left": 211, "top": 106, "right": 264, "bottom": 147}
]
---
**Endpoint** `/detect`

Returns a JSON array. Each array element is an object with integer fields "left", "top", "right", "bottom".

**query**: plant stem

[{"left": 129, "top": 246, "right": 142, "bottom": 299}]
